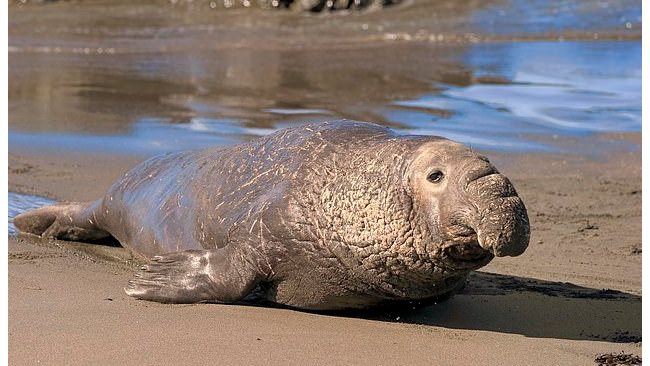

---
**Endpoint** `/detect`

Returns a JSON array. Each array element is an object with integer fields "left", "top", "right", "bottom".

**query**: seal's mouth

[
  {"left": 443, "top": 243, "right": 494, "bottom": 269},
  {"left": 441, "top": 229, "right": 495, "bottom": 270}
]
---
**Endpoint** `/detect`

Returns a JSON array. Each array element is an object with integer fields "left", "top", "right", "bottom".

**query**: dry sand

[{"left": 8, "top": 137, "right": 641, "bottom": 365}]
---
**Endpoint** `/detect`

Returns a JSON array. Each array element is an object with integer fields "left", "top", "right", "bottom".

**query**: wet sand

[{"left": 8, "top": 135, "right": 641, "bottom": 365}]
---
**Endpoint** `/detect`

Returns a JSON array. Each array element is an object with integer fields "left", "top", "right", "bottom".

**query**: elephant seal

[{"left": 14, "top": 120, "right": 529, "bottom": 310}]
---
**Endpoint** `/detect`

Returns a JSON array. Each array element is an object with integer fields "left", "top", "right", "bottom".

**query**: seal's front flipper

[
  {"left": 13, "top": 201, "right": 109, "bottom": 241},
  {"left": 125, "top": 248, "right": 260, "bottom": 304}
]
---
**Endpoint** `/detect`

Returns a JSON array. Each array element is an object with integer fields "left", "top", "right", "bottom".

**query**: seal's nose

[
  {"left": 464, "top": 167, "right": 530, "bottom": 257},
  {"left": 475, "top": 195, "right": 530, "bottom": 257}
]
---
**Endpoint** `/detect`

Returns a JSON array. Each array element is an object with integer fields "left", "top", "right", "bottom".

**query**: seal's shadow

[{"left": 323, "top": 272, "right": 642, "bottom": 343}]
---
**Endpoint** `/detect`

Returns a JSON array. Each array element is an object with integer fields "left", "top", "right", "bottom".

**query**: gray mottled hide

[{"left": 14, "top": 120, "right": 529, "bottom": 310}]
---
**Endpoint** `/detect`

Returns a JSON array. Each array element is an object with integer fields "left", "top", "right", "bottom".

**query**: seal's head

[{"left": 406, "top": 139, "right": 530, "bottom": 270}]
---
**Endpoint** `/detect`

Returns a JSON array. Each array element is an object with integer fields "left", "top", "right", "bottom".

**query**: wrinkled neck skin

[
  {"left": 290, "top": 137, "right": 462, "bottom": 299},
  {"left": 287, "top": 133, "right": 529, "bottom": 301}
]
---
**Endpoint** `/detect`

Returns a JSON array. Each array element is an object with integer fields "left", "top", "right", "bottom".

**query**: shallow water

[
  {"left": 8, "top": 0, "right": 641, "bottom": 155},
  {"left": 8, "top": 192, "right": 56, "bottom": 236}
]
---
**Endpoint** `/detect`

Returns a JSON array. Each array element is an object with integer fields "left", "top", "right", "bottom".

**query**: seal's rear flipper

[
  {"left": 125, "top": 248, "right": 260, "bottom": 304},
  {"left": 13, "top": 202, "right": 110, "bottom": 241}
]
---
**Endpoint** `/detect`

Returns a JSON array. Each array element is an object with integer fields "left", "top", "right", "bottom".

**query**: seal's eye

[{"left": 427, "top": 170, "right": 444, "bottom": 183}]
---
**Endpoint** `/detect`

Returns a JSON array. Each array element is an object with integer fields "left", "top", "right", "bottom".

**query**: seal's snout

[
  {"left": 465, "top": 170, "right": 530, "bottom": 258},
  {"left": 476, "top": 197, "right": 530, "bottom": 257}
]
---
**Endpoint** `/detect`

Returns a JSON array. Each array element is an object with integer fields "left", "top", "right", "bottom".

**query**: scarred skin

[{"left": 14, "top": 120, "right": 529, "bottom": 310}]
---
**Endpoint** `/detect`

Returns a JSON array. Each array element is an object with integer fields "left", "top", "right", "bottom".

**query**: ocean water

[
  {"left": 391, "top": 41, "right": 641, "bottom": 151},
  {"left": 8, "top": 39, "right": 640, "bottom": 155}
]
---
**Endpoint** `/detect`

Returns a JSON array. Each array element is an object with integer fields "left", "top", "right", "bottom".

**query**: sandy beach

[{"left": 8, "top": 133, "right": 641, "bottom": 365}]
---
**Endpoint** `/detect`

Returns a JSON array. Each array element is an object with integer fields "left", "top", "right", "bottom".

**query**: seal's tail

[{"left": 14, "top": 201, "right": 110, "bottom": 242}]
